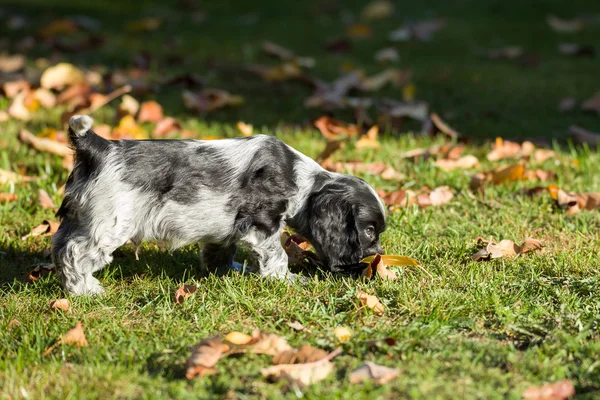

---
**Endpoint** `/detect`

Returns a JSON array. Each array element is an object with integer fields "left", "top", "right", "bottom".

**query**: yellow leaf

[
  {"left": 490, "top": 164, "right": 525, "bottom": 184},
  {"left": 333, "top": 327, "right": 353, "bottom": 343},
  {"left": 224, "top": 331, "right": 253, "bottom": 345},
  {"left": 41, "top": 63, "right": 85, "bottom": 90},
  {"left": 346, "top": 23, "right": 372, "bottom": 38},
  {"left": 402, "top": 83, "right": 416, "bottom": 102},
  {"left": 360, "top": 254, "right": 420, "bottom": 266}
]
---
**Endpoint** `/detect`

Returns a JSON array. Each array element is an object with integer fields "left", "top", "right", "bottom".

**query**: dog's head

[{"left": 306, "top": 175, "right": 386, "bottom": 273}]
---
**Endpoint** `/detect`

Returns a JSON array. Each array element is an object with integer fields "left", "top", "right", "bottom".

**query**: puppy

[{"left": 52, "top": 115, "right": 386, "bottom": 295}]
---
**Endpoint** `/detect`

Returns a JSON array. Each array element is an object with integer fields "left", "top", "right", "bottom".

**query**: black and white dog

[{"left": 52, "top": 115, "right": 386, "bottom": 295}]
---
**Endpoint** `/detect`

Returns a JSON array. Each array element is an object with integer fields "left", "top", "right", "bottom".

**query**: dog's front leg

[{"left": 241, "top": 229, "right": 295, "bottom": 281}]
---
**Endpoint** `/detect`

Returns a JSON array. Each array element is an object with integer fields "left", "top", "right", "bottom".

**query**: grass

[{"left": 1, "top": 0, "right": 600, "bottom": 398}]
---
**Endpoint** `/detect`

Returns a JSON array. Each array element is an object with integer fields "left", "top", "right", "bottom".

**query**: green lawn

[{"left": 1, "top": 0, "right": 600, "bottom": 399}]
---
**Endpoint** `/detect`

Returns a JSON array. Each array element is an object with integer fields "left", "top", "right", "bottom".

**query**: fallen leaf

[
  {"left": 533, "top": 149, "right": 555, "bottom": 163},
  {"left": 8, "top": 319, "right": 21, "bottom": 331},
  {"left": 550, "top": 186, "right": 600, "bottom": 214},
  {"left": 377, "top": 189, "right": 417, "bottom": 209},
  {"left": 304, "top": 72, "right": 362, "bottom": 110},
  {"left": 314, "top": 116, "right": 359, "bottom": 140},
  {"left": 224, "top": 331, "right": 253, "bottom": 345},
  {"left": 174, "top": 284, "right": 197, "bottom": 304},
  {"left": 361, "top": 0, "right": 394, "bottom": 20},
  {"left": 491, "top": 164, "right": 525, "bottom": 184},
  {"left": 3, "top": 79, "right": 30, "bottom": 98},
  {"left": 360, "top": 68, "right": 408, "bottom": 92},
  {"left": 119, "top": 94, "right": 139, "bottom": 116},
  {"left": 273, "top": 345, "right": 329, "bottom": 365},
  {"left": 378, "top": 99, "right": 428, "bottom": 121},
  {"left": 226, "top": 330, "right": 293, "bottom": 356},
  {"left": 40, "top": 63, "right": 85, "bottom": 90},
  {"left": 581, "top": 91, "right": 600, "bottom": 115},
  {"left": 153, "top": 117, "right": 181, "bottom": 137},
  {"left": 49, "top": 299, "right": 70, "bottom": 311},
  {"left": 27, "top": 263, "right": 55, "bottom": 281},
  {"left": 471, "top": 237, "right": 543, "bottom": 260},
  {"left": 183, "top": 89, "right": 244, "bottom": 112},
  {"left": 346, "top": 23, "right": 372, "bottom": 39},
  {"left": 355, "top": 125, "right": 380, "bottom": 149},
  {"left": 43, "top": 321, "right": 88, "bottom": 356},
  {"left": 285, "top": 321, "right": 307, "bottom": 332},
  {"left": 333, "top": 327, "right": 353, "bottom": 343},
  {"left": 434, "top": 155, "right": 479, "bottom": 170},
  {"left": 186, "top": 337, "right": 229, "bottom": 379},
  {"left": 8, "top": 91, "right": 32, "bottom": 121},
  {"left": 558, "top": 97, "right": 577, "bottom": 112},
  {"left": 38, "top": 18, "right": 78, "bottom": 37},
  {"left": 558, "top": 43, "right": 595, "bottom": 58},
  {"left": 261, "top": 348, "right": 340, "bottom": 387},
  {"left": 487, "top": 46, "right": 524, "bottom": 60},
  {"left": 375, "top": 47, "right": 399, "bottom": 63},
  {"left": 236, "top": 121, "right": 253, "bottom": 136},
  {"left": 18, "top": 129, "right": 71, "bottom": 157},
  {"left": 389, "top": 19, "right": 445, "bottom": 42},
  {"left": 0, "top": 193, "right": 18, "bottom": 202},
  {"left": 428, "top": 186, "right": 454, "bottom": 206},
  {"left": 112, "top": 115, "right": 147, "bottom": 140},
  {"left": 357, "top": 290, "right": 385, "bottom": 314},
  {"left": 522, "top": 379, "right": 575, "bottom": 400},
  {"left": 22, "top": 220, "right": 60, "bottom": 240},
  {"left": 487, "top": 137, "right": 525, "bottom": 161},
  {"left": 126, "top": 17, "right": 162, "bottom": 32},
  {"left": 568, "top": 125, "right": 600, "bottom": 147},
  {"left": 315, "top": 139, "right": 345, "bottom": 167},
  {"left": 138, "top": 101, "right": 163, "bottom": 123},
  {"left": 547, "top": 15, "right": 584, "bottom": 33},
  {"left": 38, "top": 189, "right": 55, "bottom": 209},
  {"left": 0, "top": 52, "right": 25, "bottom": 73},
  {"left": 34, "top": 88, "right": 57, "bottom": 108},
  {"left": 262, "top": 41, "right": 315, "bottom": 68},
  {"left": 247, "top": 62, "right": 303, "bottom": 82},
  {"left": 349, "top": 361, "right": 401, "bottom": 384}
]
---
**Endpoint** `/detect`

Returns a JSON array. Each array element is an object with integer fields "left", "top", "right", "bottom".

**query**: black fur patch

[{"left": 229, "top": 136, "right": 299, "bottom": 237}]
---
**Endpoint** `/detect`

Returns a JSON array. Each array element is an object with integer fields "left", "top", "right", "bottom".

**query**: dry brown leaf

[
  {"left": 522, "top": 379, "right": 575, "bottom": 400},
  {"left": 119, "top": 94, "right": 139, "bottom": 116},
  {"left": 174, "top": 284, "right": 197, "bottom": 304},
  {"left": 357, "top": 290, "right": 385, "bottom": 314},
  {"left": 186, "top": 337, "right": 229, "bottom": 379},
  {"left": 0, "top": 193, "right": 18, "bottom": 202},
  {"left": 434, "top": 155, "right": 479, "bottom": 171},
  {"left": 286, "top": 321, "right": 308, "bottom": 332},
  {"left": 389, "top": 19, "right": 445, "bottom": 42},
  {"left": 34, "top": 88, "right": 57, "bottom": 108},
  {"left": 27, "top": 264, "right": 55, "bottom": 282},
  {"left": 551, "top": 186, "right": 600, "bottom": 214},
  {"left": 377, "top": 189, "right": 417, "bottom": 210},
  {"left": 375, "top": 47, "right": 399, "bottom": 63},
  {"left": 18, "top": 129, "right": 71, "bottom": 157},
  {"left": 333, "top": 327, "right": 353, "bottom": 343},
  {"left": 355, "top": 125, "right": 380, "bottom": 149},
  {"left": 346, "top": 23, "right": 373, "bottom": 38},
  {"left": 273, "top": 345, "right": 329, "bottom": 365},
  {"left": 547, "top": 15, "right": 584, "bottom": 33},
  {"left": 153, "top": 117, "right": 181, "bottom": 137},
  {"left": 349, "top": 361, "right": 401, "bottom": 384},
  {"left": 236, "top": 121, "right": 253, "bottom": 137},
  {"left": 487, "top": 138, "right": 524, "bottom": 161},
  {"left": 22, "top": 220, "right": 60, "bottom": 240},
  {"left": 428, "top": 186, "right": 454, "bottom": 206},
  {"left": 238, "top": 330, "right": 293, "bottom": 356},
  {"left": 314, "top": 116, "right": 359, "bottom": 140},
  {"left": 361, "top": 0, "right": 394, "bottom": 20},
  {"left": 8, "top": 90, "right": 33, "bottom": 121},
  {"left": 3, "top": 79, "right": 30, "bottom": 99},
  {"left": 182, "top": 89, "right": 244, "bottom": 112},
  {"left": 581, "top": 91, "right": 600, "bottom": 114},
  {"left": 40, "top": 63, "right": 85, "bottom": 90},
  {"left": 261, "top": 348, "right": 340, "bottom": 387},
  {"left": 38, "top": 189, "right": 55, "bottom": 209},
  {"left": 316, "top": 139, "right": 345, "bottom": 167},
  {"left": 138, "top": 101, "right": 164, "bottom": 123},
  {"left": 49, "top": 299, "right": 70, "bottom": 311},
  {"left": 360, "top": 69, "right": 406, "bottom": 91},
  {"left": 533, "top": 149, "right": 555, "bottom": 163},
  {"left": 568, "top": 125, "right": 600, "bottom": 147},
  {"left": 471, "top": 237, "right": 543, "bottom": 261},
  {"left": 491, "top": 164, "right": 525, "bottom": 184},
  {"left": 43, "top": 321, "right": 88, "bottom": 356},
  {"left": 0, "top": 52, "right": 25, "bottom": 73}
]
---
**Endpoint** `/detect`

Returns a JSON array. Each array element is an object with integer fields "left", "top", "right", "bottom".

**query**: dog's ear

[{"left": 307, "top": 189, "right": 362, "bottom": 272}]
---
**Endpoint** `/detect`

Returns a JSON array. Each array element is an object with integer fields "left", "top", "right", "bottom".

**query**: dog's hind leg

[{"left": 52, "top": 218, "right": 124, "bottom": 295}]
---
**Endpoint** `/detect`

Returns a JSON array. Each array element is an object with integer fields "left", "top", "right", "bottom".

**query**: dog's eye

[{"left": 364, "top": 226, "right": 375, "bottom": 239}]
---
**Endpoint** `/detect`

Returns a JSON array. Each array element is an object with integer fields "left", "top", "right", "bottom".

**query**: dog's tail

[{"left": 68, "top": 114, "right": 111, "bottom": 153}]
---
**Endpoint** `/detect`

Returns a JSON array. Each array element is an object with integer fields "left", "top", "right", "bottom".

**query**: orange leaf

[
  {"left": 174, "top": 284, "right": 197, "bottom": 304},
  {"left": 357, "top": 290, "right": 385, "bottom": 314},
  {"left": 138, "top": 101, "right": 164, "bottom": 123},
  {"left": 50, "top": 299, "right": 70, "bottom": 311}
]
